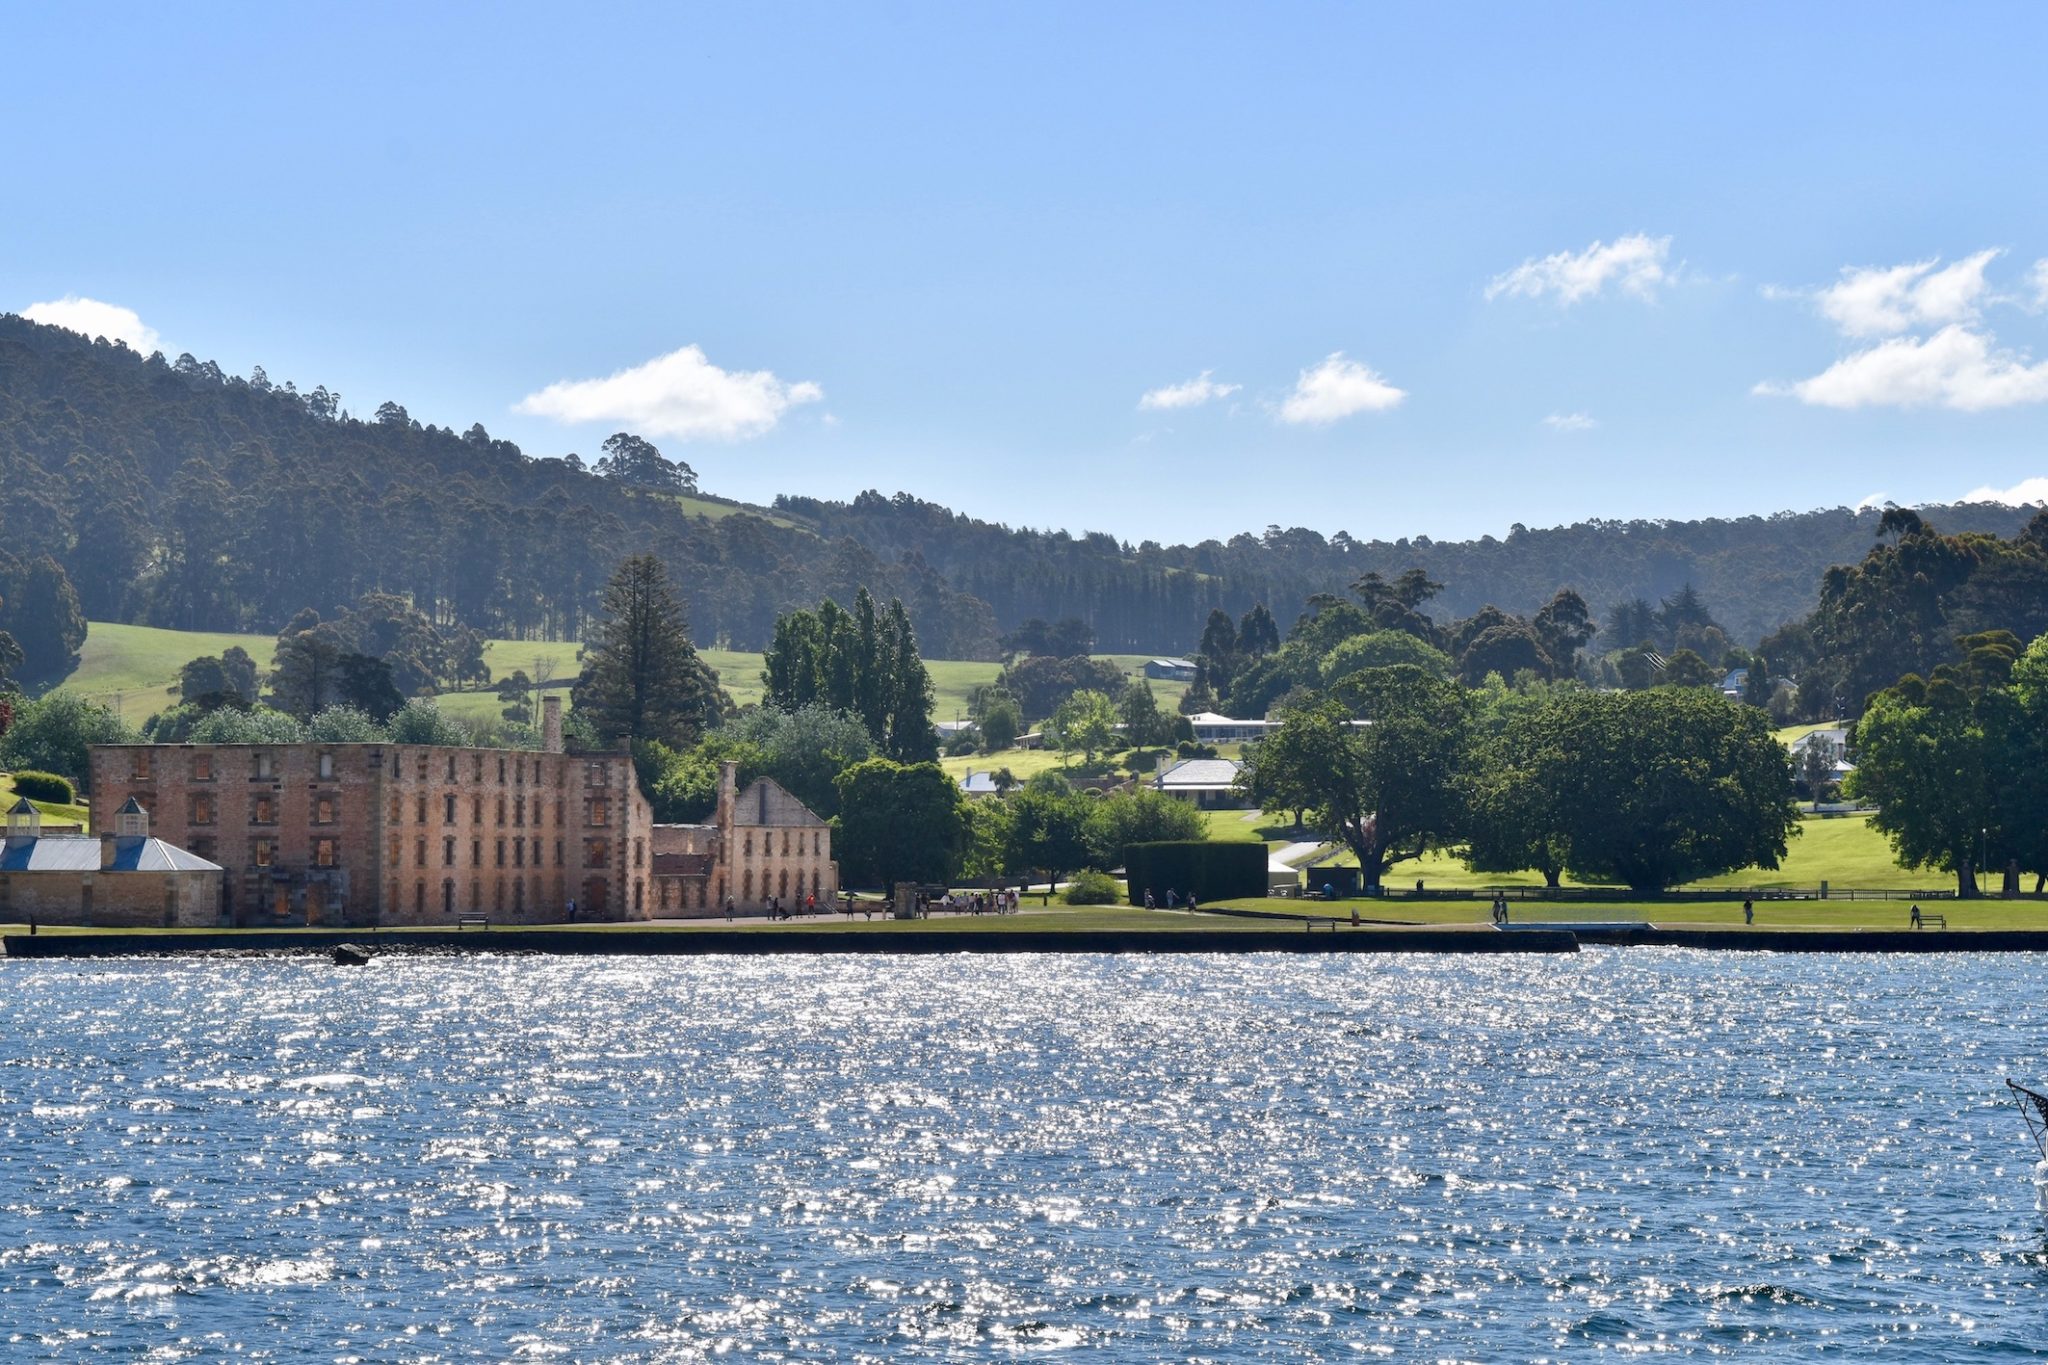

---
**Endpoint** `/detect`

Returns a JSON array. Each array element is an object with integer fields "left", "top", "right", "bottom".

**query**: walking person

[{"left": 1743, "top": 898, "right": 1754, "bottom": 925}]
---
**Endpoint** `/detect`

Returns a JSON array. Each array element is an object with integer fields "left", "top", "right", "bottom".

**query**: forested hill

[{"left": 1, "top": 313, "right": 2036, "bottom": 660}]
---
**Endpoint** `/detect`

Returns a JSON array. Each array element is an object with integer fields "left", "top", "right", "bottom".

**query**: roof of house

[
  {"left": 0, "top": 834, "right": 222, "bottom": 874},
  {"left": 1157, "top": 758, "right": 1245, "bottom": 791},
  {"left": 959, "top": 771, "right": 1002, "bottom": 794},
  {"left": 1149, "top": 658, "right": 1196, "bottom": 669},
  {"left": 732, "top": 777, "right": 828, "bottom": 828}
]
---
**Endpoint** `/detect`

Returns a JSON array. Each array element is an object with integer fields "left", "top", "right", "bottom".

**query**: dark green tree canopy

[
  {"left": 573, "top": 553, "right": 724, "bottom": 748},
  {"left": 761, "top": 590, "right": 937, "bottom": 761},
  {"left": 832, "top": 759, "right": 967, "bottom": 890}
]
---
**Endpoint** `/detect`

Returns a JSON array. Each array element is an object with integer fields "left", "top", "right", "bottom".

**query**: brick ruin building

[
  {"left": 88, "top": 697, "right": 836, "bottom": 927},
  {"left": 650, "top": 760, "right": 836, "bottom": 914}
]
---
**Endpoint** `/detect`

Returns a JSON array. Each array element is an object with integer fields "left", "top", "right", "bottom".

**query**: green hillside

[{"left": 62, "top": 623, "right": 1175, "bottom": 731}]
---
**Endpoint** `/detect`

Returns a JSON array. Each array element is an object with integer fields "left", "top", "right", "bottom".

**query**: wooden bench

[
  {"left": 457, "top": 914, "right": 490, "bottom": 930},
  {"left": 1910, "top": 909, "right": 1946, "bottom": 930}
]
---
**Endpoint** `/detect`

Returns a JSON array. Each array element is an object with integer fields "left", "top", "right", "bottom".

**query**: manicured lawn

[
  {"left": 938, "top": 747, "right": 1124, "bottom": 785},
  {"left": 1210, "top": 895, "right": 2048, "bottom": 931}
]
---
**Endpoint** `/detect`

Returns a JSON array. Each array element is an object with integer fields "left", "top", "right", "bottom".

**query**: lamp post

[{"left": 1981, "top": 827, "right": 1989, "bottom": 898}]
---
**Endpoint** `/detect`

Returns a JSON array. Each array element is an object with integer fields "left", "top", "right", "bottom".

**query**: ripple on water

[{"left": 2, "top": 950, "right": 2047, "bottom": 1358}]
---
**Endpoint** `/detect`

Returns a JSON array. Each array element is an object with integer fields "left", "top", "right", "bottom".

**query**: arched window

[
  {"left": 442, "top": 880, "right": 454, "bottom": 916},
  {"left": 778, "top": 868, "right": 789, "bottom": 899},
  {"left": 743, "top": 869, "right": 753, "bottom": 901}
]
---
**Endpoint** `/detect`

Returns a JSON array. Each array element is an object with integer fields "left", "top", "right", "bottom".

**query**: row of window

[
  {"left": 740, "top": 828, "right": 826, "bottom": 858},
  {"left": 188, "top": 794, "right": 338, "bottom": 826},
  {"left": 384, "top": 793, "right": 590, "bottom": 829},
  {"left": 375, "top": 835, "right": 642, "bottom": 871},
  {"left": 191, "top": 792, "right": 620, "bottom": 832},
  {"left": 136, "top": 750, "right": 338, "bottom": 782},
  {"left": 409, "top": 876, "right": 616, "bottom": 917},
  {"left": 245, "top": 837, "right": 337, "bottom": 869},
  {"left": 130, "top": 748, "right": 618, "bottom": 788},
  {"left": 740, "top": 866, "right": 828, "bottom": 902}
]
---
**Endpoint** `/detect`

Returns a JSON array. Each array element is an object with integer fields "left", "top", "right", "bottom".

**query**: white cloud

[
  {"left": 1277, "top": 353, "right": 1406, "bottom": 425},
  {"left": 1959, "top": 476, "right": 2048, "bottom": 505},
  {"left": 1815, "top": 249, "right": 2000, "bottom": 337},
  {"left": 1138, "top": 370, "right": 1240, "bottom": 410},
  {"left": 1756, "top": 324, "right": 2048, "bottom": 411},
  {"left": 2030, "top": 258, "right": 2048, "bottom": 308},
  {"left": 1853, "top": 491, "right": 1893, "bottom": 512},
  {"left": 1542, "top": 411, "right": 1598, "bottom": 433},
  {"left": 515, "top": 344, "right": 822, "bottom": 441},
  {"left": 20, "top": 294, "right": 160, "bottom": 352},
  {"left": 1485, "top": 233, "right": 1672, "bottom": 305}
]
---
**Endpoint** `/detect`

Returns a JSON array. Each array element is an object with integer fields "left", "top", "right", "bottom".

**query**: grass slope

[{"left": 0, "top": 772, "right": 91, "bottom": 827}]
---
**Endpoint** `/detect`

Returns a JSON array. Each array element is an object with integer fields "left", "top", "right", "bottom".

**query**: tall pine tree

[{"left": 573, "top": 554, "right": 722, "bottom": 747}]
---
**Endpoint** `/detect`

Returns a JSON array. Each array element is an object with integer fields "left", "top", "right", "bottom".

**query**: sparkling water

[{"left": 2, "top": 950, "right": 2044, "bottom": 1359}]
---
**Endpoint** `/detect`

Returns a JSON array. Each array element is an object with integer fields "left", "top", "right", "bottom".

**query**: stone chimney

[
  {"left": 716, "top": 760, "right": 739, "bottom": 833},
  {"left": 541, "top": 695, "right": 563, "bottom": 754}
]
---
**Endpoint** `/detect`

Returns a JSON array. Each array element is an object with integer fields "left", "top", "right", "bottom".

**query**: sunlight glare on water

[{"left": 2, "top": 949, "right": 2046, "bottom": 1359}]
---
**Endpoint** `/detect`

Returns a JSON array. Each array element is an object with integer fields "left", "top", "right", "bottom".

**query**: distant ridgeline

[{"left": 0, "top": 312, "right": 2037, "bottom": 663}]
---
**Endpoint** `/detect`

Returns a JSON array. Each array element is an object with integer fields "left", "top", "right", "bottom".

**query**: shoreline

[
  {"left": 8, "top": 923, "right": 2048, "bottom": 957},
  {"left": 0, "top": 926, "right": 1578, "bottom": 957}
]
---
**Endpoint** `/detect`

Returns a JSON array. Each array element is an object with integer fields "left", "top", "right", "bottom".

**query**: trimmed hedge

[
  {"left": 1125, "top": 840, "right": 1266, "bottom": 905},
  {"left": 10, "top": 770, "right": 75, "bottom": 805}
]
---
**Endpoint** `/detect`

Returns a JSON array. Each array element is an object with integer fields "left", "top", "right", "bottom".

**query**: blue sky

[{"left": 5, "top": 4, "right": 2046, "bottom": 543}]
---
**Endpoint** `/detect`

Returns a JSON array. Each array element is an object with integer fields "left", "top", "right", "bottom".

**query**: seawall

[{"left": 0, "top": 927, "right": 1579, "bottom": 958}]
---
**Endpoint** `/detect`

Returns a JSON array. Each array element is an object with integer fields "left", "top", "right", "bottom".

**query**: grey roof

[
  {"left": 9, "top": 796, "right": 36, "bottom": 815},
  {"left": 959, "top": 771, "right": 1001, "bottom": 794},
  {"left": 0, "top": 835, "right": 222, "bottom": 874},
  {"left": 1157, "top": 758, "right": 1245, "bottom": 790},
  {"left": 732, "top": 777, "right": 827, "bottom": 828},
  {"left": 116, "top": 796, "right": 147, "bottom": 815}
]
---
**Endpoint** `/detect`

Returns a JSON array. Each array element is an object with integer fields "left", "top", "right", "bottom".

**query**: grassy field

[
  {"left": 1234, "top": 809, "right": 1921, "bottom": 894},
  {"left": 68, "top": 622, "right": 278, "bottom": 722},
  {"left": 0, "top": 772, "right": 91, "bottom": 827},
  {"left": 64, "top": 622, "right": 1027, "bottom": 727},
  {"left": 1210, "top": 896, "right": 2048, "bottom": 930}
]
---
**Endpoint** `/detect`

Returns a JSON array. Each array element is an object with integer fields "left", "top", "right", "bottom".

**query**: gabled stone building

[
  {"left": 0, "top": 796, "right": 223, "bottom": 927},
  {"left": 649, "top": 760, "right": 836, "bottom": 914}
]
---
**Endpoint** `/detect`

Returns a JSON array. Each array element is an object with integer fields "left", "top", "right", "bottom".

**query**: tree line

[{"left": 8, "top": 312, "right": 2041, "bottom": 674}]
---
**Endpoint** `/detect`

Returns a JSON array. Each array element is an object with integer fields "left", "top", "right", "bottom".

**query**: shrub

[
  {"left": 1063, "top": 869, "right": 1122, "bottom": 904},
  {"left": 10, "top": 770, "right": 74, "bottom": 805},
  {"left": 1124, "top": 840, "right": 1267, "bottom": 906}
]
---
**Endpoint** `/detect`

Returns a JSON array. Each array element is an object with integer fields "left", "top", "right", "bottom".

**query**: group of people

[
  {"left": 1489, "top": 893, "right": 1511, "bottom": 925},
  {"left": 920, "top": 889, "right": 1019, "bottom": 916},
  {"left": 722, "top": 893, "right": 819, "bottom": 920},
  {"left": 1140, "top": 888, "right": 1200, "bottom": 912}
]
